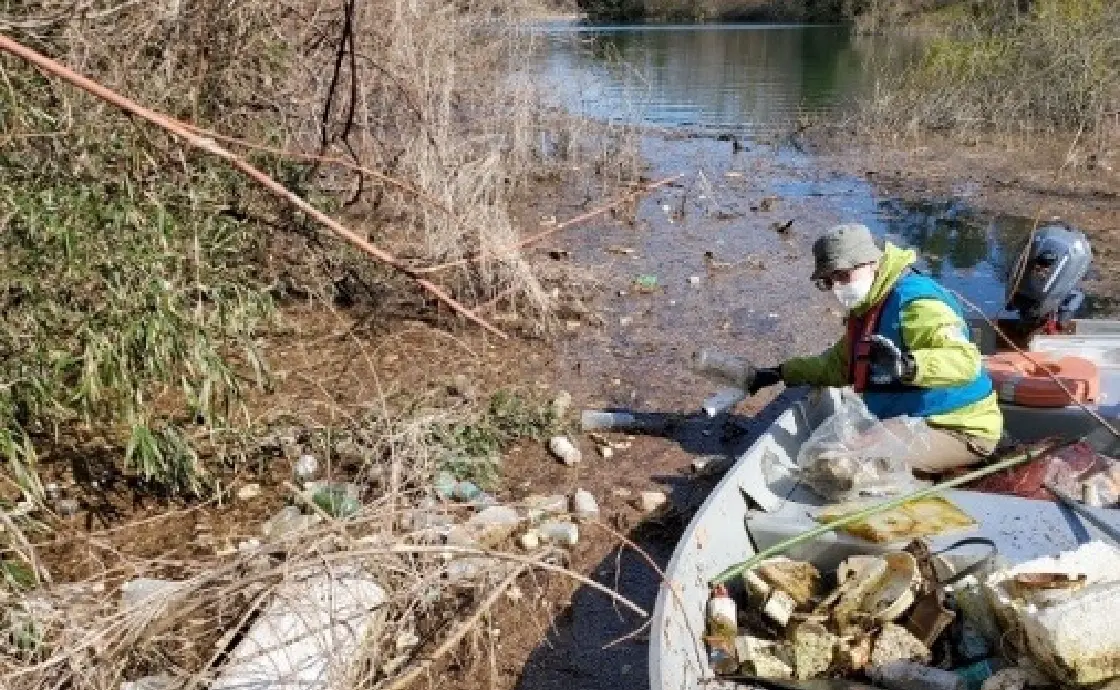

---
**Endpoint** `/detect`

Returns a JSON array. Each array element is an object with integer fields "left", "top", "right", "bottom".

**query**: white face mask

[{"left": 832, "top": 272, "right": 875, "bottom": 309}]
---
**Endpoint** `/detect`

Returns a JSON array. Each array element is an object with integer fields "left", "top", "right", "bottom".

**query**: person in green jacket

[{"left": 750, "top": 223, "right": 1002, "bottom": 472}]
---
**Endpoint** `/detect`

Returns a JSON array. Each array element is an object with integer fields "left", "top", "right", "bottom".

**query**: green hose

[{"left": 711, "top": 440, "right": 1071, "bottom": 585}]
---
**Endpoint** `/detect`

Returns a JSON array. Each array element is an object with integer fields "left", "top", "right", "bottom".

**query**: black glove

[
  {"left": 864, "top": 335, "right": 917, "bottom": 385},
  {"left": 749, "top": 367, "right": 783, "bottom": 395}
]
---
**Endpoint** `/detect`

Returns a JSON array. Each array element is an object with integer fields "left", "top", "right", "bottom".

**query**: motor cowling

[{"left": 1005, "top": 223, "right": 1092, "bottom": 329}]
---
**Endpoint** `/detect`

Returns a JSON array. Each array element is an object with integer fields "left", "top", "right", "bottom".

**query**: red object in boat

[
  {"left": 962, "top": 440, "right": 1108, "bottom": 501},
  {"left": 985, "top": 352, "right": 1100, "bottom": 407}
]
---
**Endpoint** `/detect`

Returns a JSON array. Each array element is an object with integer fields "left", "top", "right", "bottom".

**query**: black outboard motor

[{"left": 1005, "top": 223, "right": 1092, "bottom": 333}]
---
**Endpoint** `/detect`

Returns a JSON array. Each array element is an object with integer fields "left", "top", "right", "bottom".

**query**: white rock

[
  {"left": 571, "top": 489, "right": 599, "bottom": 521},
  {"left": 550, "top": 390, "right": 573, "bottom": 418},
  {"left": 598, "top": 445, "right": 614, "bottom": 459},
  {"left": 56, "top": 498, "right": 79, "bottom": 516},
  {"left": 237, "top": 483, "right": 262, "bottom": 500},
  {"left": 636, "top": 491, "right": 668, "bottom": 513},
  {"left": 395, "top": 630, "right": 420, "bottom": 652},
  {"left": 519, "top": 530, "right": 541, "bottom": 551},
  {"left": 293, "top": 454, "right": 319, "bottom": 481},
  {"left": 688, "top": 276, "right": 700, "bottom": 286},
  {"left": 548, "top": 436, "right": 581, "bottom": 465}
]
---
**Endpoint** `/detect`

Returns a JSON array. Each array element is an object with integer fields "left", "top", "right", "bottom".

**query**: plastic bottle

[
  {"left": 691, "top": 350, "right": 756, "bottom": 390},
  {"left": 706, "top": 584, "right": 737, "bottom": 638},
  {"left": 579, "top": 410, "right": 668, "bottom": 432}
]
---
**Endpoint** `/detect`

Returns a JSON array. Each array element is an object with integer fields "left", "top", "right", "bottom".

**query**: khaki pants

[{"left": 876, "top": 417, "right": 998, "bottom": 473}]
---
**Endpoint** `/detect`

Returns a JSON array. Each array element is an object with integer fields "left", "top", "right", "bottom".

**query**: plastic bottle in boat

[
  {"left": 706, "top": 583, "right": 737, "bottom": 638},
  {"left": 691, "top": 350, "right": 756, "bottom": 390}
]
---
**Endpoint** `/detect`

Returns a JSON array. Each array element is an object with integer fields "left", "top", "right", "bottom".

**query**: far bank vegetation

[{"left": 859, "top": 0, "right": 1119, "bottom": 151}]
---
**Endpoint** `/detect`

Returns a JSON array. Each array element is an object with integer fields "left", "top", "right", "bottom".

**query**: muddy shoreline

[{"left": 19, "top": 124, "right": 1119, "bottom": 690}]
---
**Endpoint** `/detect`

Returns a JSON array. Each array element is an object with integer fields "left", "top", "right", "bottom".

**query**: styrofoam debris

[
  {"left": 986, "top": 541, "right": 1120, "bottom": 685},
  {"left": 210, "top": 567, "right": 386, "bottom": 690}
]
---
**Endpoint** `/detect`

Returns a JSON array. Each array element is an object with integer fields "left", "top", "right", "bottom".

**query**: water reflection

[
  {"left": 532, "top": 23, "right": 897, "bottom": 133},
  {"left": 873, "top": 198, "right": 1101, "bottom": 316}
]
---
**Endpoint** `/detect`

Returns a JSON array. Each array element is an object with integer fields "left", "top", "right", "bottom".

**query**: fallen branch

[
  {"left": 379, "top": 560, "right": 532, "bottom": 690},
  {"left": 0, "top": 32, "right": 507, "bottom": 339},
  {"left": 414, "top": 174, "right": 684, "bottom": 275}
]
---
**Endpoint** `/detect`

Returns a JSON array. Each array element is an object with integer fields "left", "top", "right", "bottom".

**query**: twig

[
  {"left": 0, "top": 33, "right": 507, "bottom": 340},
  {"left": 413, "top": 175, "right": 683, "bottom": 275},
  {"left": 179, "top": 123, "right": 456, "bottom": 217},
  {"left": 379, "top": 561, "right": 532, "bottom": 690}
]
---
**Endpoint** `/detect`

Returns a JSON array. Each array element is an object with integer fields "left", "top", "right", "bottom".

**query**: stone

[
  {"left": 597, "top": 445, "right": 614, "bottom": 459},
  {"left": 688, "top": 276, "right": 700, "bottom": 286},
  {"left": 395, "top": 630, "right": 420, "bottom": 652},
  {"left": 571, "top": 489, "right": 599, "bottom": 521},
  {"left": 635, "top": 491, "right": 667, "bottom": 513},
  {"left": 548, "top": 436, "right": 581, "bottom": 465},
  {"left": 237, "top": 483, "right": 262, "bottom": 500},
  {"left": 238, "top": 539, "right": 262, "bottom": 552},
  {"left": 538, "top": 521, "right": 579, "bottom": 546},
  {"left": 550, "top": 390, "right": 573, "bottom": 418},
  {"left": 293, "top": 454, "right": 318, "bottom": 482},
  {"left": 449, "top": 374, "right": 478, "bottom": 400},
  {"left": 55, "top": 498, "right": 79, "bottom": 516},
  {"left": 519, "top": 530, "right": 541, "bottom": 551}
]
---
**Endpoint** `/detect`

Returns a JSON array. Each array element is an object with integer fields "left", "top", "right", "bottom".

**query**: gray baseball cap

[{"left": 811, "top": 223, "right": 883, "bottom": 280}]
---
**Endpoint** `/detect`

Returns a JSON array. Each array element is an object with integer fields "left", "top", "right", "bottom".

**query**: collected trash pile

[{"left": 705, "top": 538, "right": 1120, "bottom": 690}]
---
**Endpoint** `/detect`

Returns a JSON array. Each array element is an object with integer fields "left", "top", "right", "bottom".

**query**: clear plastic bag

[{"left": 796, "top": 390, "right": 931, "bottom": 502}]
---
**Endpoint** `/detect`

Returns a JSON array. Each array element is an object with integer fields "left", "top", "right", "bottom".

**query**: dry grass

[
  {"left": 0, "top": 0, "right": 641, "bottom": 493},
  {"left": 855, "top": 0, "right": 1120, "bottom": 153},
  {"left": 0, "top": 404, "right": 644, "bottom": 690}
]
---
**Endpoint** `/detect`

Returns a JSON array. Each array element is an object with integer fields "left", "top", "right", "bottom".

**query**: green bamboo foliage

[{"left": 1, "top": 78, "right": 275, "bottom": 494}]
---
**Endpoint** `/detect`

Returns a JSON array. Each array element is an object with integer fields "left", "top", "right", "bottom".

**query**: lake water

[
  {"left": 531, "top": 22, "right": 894, "bottom": 135},
  {"left": 530, "top": 22, "right": 1101, "bottom": 317}
]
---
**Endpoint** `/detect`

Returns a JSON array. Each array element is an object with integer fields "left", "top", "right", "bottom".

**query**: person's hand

[
  {"left": 749, "top": 367, "right": 783, "bottom": 395},
  {"left": 863, "top": 335, "right": 916, "bottom": 385}
]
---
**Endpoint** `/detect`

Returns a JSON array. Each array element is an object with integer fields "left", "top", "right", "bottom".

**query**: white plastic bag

[{"left": 796, "top": 390, "right": 931, "bottom": 502}]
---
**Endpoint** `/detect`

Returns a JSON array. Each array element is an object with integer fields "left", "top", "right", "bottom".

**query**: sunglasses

[{"left": 814, "top": 263, "right": 872, "bottom": 291}]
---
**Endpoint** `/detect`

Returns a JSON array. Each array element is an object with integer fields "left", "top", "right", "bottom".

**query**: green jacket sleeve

[
  {"left": 901, "top": 298, "right": 983, "bottom": 388},
  {"left": 780, "top": 338, "right": 849, "bottom": 388}
]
